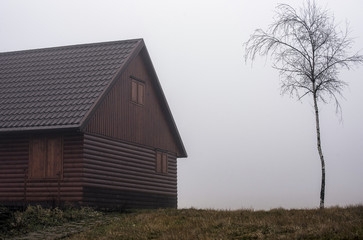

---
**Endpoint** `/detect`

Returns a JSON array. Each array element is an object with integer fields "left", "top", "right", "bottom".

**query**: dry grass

[
  {"left": 0, "top": 205, "right": 101, "bottom": 237},
  {"left": 67, "top": 205, "right": 363, "bottom": 240}
]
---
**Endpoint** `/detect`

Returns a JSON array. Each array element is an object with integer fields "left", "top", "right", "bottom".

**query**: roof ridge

[{"left": 0, "top": 38, "right": 143, "bottom": 56}]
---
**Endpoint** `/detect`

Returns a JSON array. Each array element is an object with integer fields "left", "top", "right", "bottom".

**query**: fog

[{"left": 1, "top": 0, "right": 362, "bottom": 210}]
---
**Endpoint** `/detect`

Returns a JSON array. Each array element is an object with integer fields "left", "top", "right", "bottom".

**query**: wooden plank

[
  {"left": 131, "top": 80, "right": 138, "bottom": 102},
  {"left": 156, "top": 151, "right": 162, "bottom": 173},
  {"left": 162, "top": 153, "right": 168, "bottom": 173},
  {"left": 84, "top": 133, "right": 155, "bottom": 156},
  {"left": 83, "top": 186, "right": 177, "bottom": 209},
  {"left": 46, "top": 136, "right": 63, "bottom": 178},
  {"left": 82, "top": 169, "right": 176, "bottom": 189},
  {"left": 137, "top": 82, "right": 145, "bottom": 105},
  {"left": 29, "top": 137, "right": 46, "bottom": 178}
]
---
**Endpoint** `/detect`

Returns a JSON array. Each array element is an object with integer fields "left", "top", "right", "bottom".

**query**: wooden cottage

[{"left": 0, "top": 39, "right": 187, "bottom": 209}]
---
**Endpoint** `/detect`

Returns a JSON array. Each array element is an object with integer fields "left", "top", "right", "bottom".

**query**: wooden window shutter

[
  {"left": 131, "top": 80, "right": 138, "bottom": 103},
  {"left": 131, "top": 79, "right": 145, "bottom": 105},
  {"left": 46, "top": 136, "right": 63, "bottom": 178},
  {"left": 156, "top": 152, "right": 162, "bottom": 173},
  {"left": 137, "top": 83, "right": 145, "bottom": 105},
  {"left": 156, "top": 151, "right": 168, "bottom": 174},
  {"left": 28, "top": 135, "right": 63, "bottom": 179},
  {"left": 162, "top": 153, "right": 168, "bottom": 173},
  {"left": 29, "top": 137, "right": 46, "bottom": 178}
]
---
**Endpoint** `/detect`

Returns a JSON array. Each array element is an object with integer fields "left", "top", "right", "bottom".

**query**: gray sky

[{"left": 1, "top": 0, "right": 362, "bottom": 210}]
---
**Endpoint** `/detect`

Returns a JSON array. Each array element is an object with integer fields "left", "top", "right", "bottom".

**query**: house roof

[
  {"left": 0, "top": 39, "right": 142, "bottom": 131},
  {"left": 0, "top": 39, "right": 187, "bottom": 157}
]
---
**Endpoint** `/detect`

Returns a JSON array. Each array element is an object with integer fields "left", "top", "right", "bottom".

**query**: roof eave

[{"left": 0, "top": 124, "right": 81, "bottom": 134}]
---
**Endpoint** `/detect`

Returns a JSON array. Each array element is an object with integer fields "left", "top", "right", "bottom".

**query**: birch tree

[{"left": 244, "top": 0, "right": 363, "bottom": 209}]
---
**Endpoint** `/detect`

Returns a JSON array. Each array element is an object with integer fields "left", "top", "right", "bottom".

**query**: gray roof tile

[{"left": 0, "top": 39, "right": 142, "bottom": 131}]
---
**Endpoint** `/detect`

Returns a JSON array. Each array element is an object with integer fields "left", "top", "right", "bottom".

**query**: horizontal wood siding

[
  {"left": 84, "top": 53, "right": 180, "bottom": 156},
  {"left": 82, "top": 133, "right": 177, "bottom": 208},
  {"left": 83, "top": 186, "right": 176, "bottom": 209},
  {"left": 0, "top": 135, "right": 28, "bottom": 206},
  {"left": 0, "top": 132, "right": 83, "bottom": 207}
]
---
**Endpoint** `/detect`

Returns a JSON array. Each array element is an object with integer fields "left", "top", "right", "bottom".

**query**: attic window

[
  {"left": 156, "top": 151, "right": 168, "bottom": 174},
  {"left": 131, "top": 79, "right": 145, "bottom": 105},
  {"left": 28, "top": 135, "right": 63, "bottom": 179}
]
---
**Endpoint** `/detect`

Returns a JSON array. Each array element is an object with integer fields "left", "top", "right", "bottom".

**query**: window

[
  {"left": 131, "top": 79, "right": 145, "bottom": 105},
  {"left": 29, "top": 135, "right": 63, "bottom": 179},
  {"left": 156, "top": 151, "right": 168, "bottom": 174}
]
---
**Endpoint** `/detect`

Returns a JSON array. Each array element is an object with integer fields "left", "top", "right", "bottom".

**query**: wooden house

[{"left": 0, "top": 39, "right": 187, "bottom": 209}]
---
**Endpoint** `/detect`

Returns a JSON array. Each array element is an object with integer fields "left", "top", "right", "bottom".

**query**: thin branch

[{"left": 244, "top": 0, "right": 363, "bottom": 114}]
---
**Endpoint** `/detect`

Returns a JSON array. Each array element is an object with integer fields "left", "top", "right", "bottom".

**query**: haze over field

[{"left": 1, "top": 0, "right": 362, "bottom": 210}]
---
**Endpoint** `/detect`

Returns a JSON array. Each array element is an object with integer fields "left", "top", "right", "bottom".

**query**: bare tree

[{"left": 244, "top": 0, "right": 363, "bottom": 209}]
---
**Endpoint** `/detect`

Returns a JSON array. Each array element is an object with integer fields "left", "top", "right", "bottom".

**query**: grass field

[
  {"left": 69, "top": 206, "right": 363, "bottom": 240},
  {"left": 1, "top": 205, "right": 362, "bottom": 239}
]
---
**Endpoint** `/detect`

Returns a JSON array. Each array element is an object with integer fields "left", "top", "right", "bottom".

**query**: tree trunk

[{"left": 312, "top": 86, "right": 326, "bottom": 209}]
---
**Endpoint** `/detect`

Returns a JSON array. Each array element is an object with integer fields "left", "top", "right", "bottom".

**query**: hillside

[{"left": 1, "top": 205, "right": 362, "bottom": 239}]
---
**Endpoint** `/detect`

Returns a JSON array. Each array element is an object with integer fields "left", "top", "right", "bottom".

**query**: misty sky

[{"left": 1, "top": 0, "right": 362, "bottom": 210}]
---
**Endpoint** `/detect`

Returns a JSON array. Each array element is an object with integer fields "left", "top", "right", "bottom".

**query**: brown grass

[{"left": 67, "top": 205, "right": 363, "bottom": 240}]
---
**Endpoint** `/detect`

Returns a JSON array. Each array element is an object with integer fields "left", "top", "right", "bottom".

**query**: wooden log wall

[
  {"left": 0, "top": 135, "right": 28, "bottom": 206},
  {"left": 0, "top": 132, "right": 83, "bottom": 207},
  {"left": 82, "top": 133, "right": 177, "bottom": 208}
]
